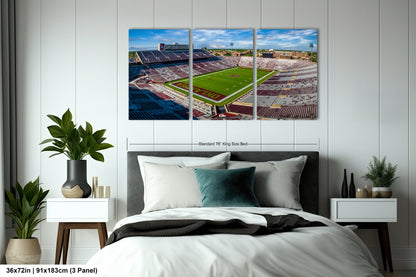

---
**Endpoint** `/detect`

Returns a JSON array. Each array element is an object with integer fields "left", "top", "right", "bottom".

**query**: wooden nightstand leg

[
  {"left": 377, "top": 224, "right": 387, "bottom": 271},
  {"left": 380, "top": 223, "right": 393, "bottom": 272},
  {"left": 62, "top": 227, "right": 70, "bottom": 264},
  {"left": 55, "top": 223, "right": 65, "bottom": 264},
  {"left": 97, "top": 223, "right": 108, "bottom": 248}
]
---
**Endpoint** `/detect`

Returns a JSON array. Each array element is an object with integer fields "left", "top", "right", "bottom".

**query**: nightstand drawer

[
  {"left": 330, "top": 198, "right": 397, "bottom": 222},
  {"left": 47, "top": 198, "right": 115, "bottom": 222}
]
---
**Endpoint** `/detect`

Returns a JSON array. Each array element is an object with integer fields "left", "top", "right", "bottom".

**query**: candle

[{"left": 356, "top": 188, "right": 368, "bottom": 198}]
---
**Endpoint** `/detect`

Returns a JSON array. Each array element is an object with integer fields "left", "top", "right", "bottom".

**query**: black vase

[
  {"left": 349, "top": 173, "right": 356, "bottom": 198},
  {"left": 341, "top": 169, "right": 348, "bottom": 198},
  {"left": 62, "top": 160, "right": 91, "bottom": 198}
]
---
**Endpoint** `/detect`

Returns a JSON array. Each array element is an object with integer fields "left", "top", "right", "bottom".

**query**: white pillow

[
  {"left": 137, "top": 152, "right": 231, "bottom": 187},
  {"left": 141, "top": 161, "right": 226, "bottom": 213},
  {"left": 227, "top": 156, "right": 307, "bottom": 210}
]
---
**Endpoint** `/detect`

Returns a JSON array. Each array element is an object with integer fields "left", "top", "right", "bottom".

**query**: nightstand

[
  {"left": 47, "top": 198, "right": 115, "bottom": 264},
  {"left": 330, "top": 198, "right": 397, "bottom": 272}
]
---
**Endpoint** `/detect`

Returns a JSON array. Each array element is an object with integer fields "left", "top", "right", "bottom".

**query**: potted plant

[
  {"left": 40, "top": 109, "right": 113, "bottom": 198},
  {"left": 362, "top": 156, "right": 398, "bottom": 198},
  {"left": 5, "top": 177, "right": 49, "bottom": 264}
]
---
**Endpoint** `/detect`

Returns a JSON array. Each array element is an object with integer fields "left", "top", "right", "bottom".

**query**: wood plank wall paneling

[
  {"left": 39, "top": 0, "right": 76, "bottom": 198},
  {"left": 260, "top": 0, "right": 295, "bottom": 152},
  {"left": 193, "top": 0, "right": 227, "bottom": 28},
  {"left": 409, "top": 0, "right": 416, "bottom": 248},
  {"left": 294, "top": 0, "right": 327, "bottom": 151},
  {"left": 75, "top": 0, "right": 118, "bottom": 203},
  {"left": 154, "top": 121, "right": 193, "bottom": 151},
  {"left": 117, "top": 0, "right": 155, "bottom": 220},
  {"left": 192, "top": 121, "right": 227, "bottom": 151},
  {"left": 262, "top": 0, "right": 294, "bottom": 28},
  {"left": 73, "top": 0, "right": 118, "bottom": 250},
  {"left": 227, "top": 121, "right": 261, "bottom": 151},
  {"left": 16, "top": 0, "right": 41, "bottom": 184},
  {"left": 14, "top": 0, "right": 416, "bottom": 267},
  {"left": 380, "top": 0, "right": 409, "bottom": 248},
  {"left": 36, "top": 0, "right": 76, "bottom": 248},
  {"left": 329, "top": 0, "right": 379, "bottom": 196},
  {"left": 227, "top": 0, "right": 261, "bottom": 28},
  {"left": 120, "top": 0, "right": 154, "bottom": 149},
  {"left": 154, "top": 0, "right": 192, "bottom": 28},
  {"left": 15, "top": 0, "right": 42, "bottom": 242},
  {"left": 39, "top": 0, "right": 76, "bottom": 251},
  {"left": 294, "top": 0, "right": 328, "bottom": 215}
]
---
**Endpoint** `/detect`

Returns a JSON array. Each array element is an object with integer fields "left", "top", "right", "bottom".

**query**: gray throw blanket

[{"left": 106, "top": 214, "right": 326, "bottom": 246}]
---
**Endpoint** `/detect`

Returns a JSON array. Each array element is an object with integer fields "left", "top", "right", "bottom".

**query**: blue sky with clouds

[
  {"left": 257, "top": 29, "right": 318, "bottom": 51},
  {"left": 129, "top": 29, "right": 189, "bottom": 51},
  {"left": 129, "top": 29, "right": 317, "bottom": 52},
  {"left": 193, "top": 29, "right": 253, "bottom": 49}
]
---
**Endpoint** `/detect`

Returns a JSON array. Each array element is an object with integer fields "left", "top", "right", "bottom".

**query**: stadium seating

[
  {"left": 129, "top": 49, "right": 318, "bottom": 120},
  {"left": 257, "top": 104, "right": 317, "bottom": 119},
  {"left": 135, "top": 49, "right": 214, "bottom": 65},
  {"left": 228, "top": 104, "right": 254, "bottom": 115}
]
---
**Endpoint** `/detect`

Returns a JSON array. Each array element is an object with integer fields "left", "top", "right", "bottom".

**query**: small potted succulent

[
  {"left": 40, "top": 109, "right": 113, "bottom": 198},
  {"left": 5, "top": 177, "right": 49, "bottom": 264},
  {"left": 362, "top": 156, "right": 398, "bottom": 198}
]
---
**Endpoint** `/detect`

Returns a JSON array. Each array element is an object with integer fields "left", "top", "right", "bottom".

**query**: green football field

[{"left": 165, "top": 67, "right": 276, "bottom": 106}]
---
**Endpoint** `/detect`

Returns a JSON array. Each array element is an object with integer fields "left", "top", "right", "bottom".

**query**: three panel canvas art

[{"left": 129, "top": 29, "right": 318, "bottom": 120}]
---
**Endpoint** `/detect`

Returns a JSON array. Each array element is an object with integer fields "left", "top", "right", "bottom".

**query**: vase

[
  {"left": 341, "top": 169, "right": 348, "bottom": 198},
  {"left": 62, "top": 160, "right": 91, "bottom": 198},
  {"left": 348, "top": 173, "right": 356, "bottom": 198},
  {"left": 365, "top": 185, "right": 373, "bottom": 198},
  {"left": 5, "top": 238, "right": 41, "bottom": 264},
  {"left": 372, "top": 187, "right": 392, "bottom": 198}
]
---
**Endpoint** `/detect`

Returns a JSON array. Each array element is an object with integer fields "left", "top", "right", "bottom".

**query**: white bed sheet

[{"left": 88, "top": 207, "right": 382, "bottom": 277}]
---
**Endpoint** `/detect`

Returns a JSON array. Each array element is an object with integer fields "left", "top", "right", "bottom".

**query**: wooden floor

[{"left": 382, "top": 270, "right": 416, "bottom": 277}]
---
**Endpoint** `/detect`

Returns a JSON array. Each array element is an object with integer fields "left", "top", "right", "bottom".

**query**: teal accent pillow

[{"left": 194, "top": 167, "right": 259, "bottom": 207}]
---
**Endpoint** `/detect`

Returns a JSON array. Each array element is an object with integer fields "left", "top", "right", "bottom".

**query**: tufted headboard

[{"left": 127, "top": 151, "right": 319, "bottom": 216}]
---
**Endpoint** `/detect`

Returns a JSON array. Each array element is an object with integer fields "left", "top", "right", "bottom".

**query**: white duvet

[{"left": 88, "top": 207, "right": 382, "bottom": 277}]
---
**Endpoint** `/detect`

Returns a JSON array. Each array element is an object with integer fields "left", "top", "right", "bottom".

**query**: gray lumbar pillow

[{"left": 227, "top": 156, "right": 307, "bottom": 210}]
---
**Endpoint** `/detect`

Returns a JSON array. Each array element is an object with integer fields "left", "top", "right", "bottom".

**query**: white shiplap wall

[
  {"left": 380, "top": 0, "right": 409, "bottom": 251},
  {"left": 410, "top": 0, "right": 416, "bottom": 252},
  {"left": 15, "top": 0, "right": 416, "bottom": 268}
]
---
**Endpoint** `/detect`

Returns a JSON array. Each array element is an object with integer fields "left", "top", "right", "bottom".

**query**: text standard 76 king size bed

[{"left": 88, "top": 151, "right": 381, "bottom": 277}]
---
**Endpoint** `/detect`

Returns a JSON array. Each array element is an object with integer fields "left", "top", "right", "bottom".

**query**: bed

[{"left": 88, "top": 151, "right": 381, "bottom": 277}]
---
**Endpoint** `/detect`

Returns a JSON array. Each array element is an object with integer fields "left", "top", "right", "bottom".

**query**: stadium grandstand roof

[{"left": 134, "top": 49, "right": 214, "bottom": 65}]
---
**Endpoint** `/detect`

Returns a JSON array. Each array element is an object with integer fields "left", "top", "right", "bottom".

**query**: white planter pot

[
  {"left": 372, "top": 187, "right": 392, "bottom": 198},
  {"left": 5, "top": 238, "right": 41, "bottom": 264}
]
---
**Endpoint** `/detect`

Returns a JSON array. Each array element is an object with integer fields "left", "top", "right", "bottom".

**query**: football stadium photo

[{"left": 129, "top": 29, "right": 317, "bottom": 120}]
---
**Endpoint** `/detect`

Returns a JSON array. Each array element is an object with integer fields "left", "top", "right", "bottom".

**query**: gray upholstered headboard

[{"left": 127, "top": 151, "right": 319, "bottom": 216}]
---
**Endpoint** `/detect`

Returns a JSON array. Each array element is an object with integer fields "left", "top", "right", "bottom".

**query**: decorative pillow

[
  {"left": 194, "top": 167, "right": 259, "bottom": 207},
  {"left": 141, "top": 162, "right": 227, "bottom": 213},
  {"left": 227, "top": 156, "right": 307, "bottom": 210},
  {"left": 137, "top": 152, "right": 231, "bottom": 187}
]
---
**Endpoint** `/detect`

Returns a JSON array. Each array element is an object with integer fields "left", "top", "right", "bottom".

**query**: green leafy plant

[
  {"left": 5, "top": 178, "right": 49, "bottom": 239},
  {"left": 362, "top": 156, "right": 398, "bottom": 187},
  {"left": 40, "top": 109, "right": 113, "bottom": 162}
]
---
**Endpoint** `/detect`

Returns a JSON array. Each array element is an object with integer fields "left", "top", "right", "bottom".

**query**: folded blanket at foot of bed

[{"left": 106, "top": 213, "right": 326, "bottom": 245}]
